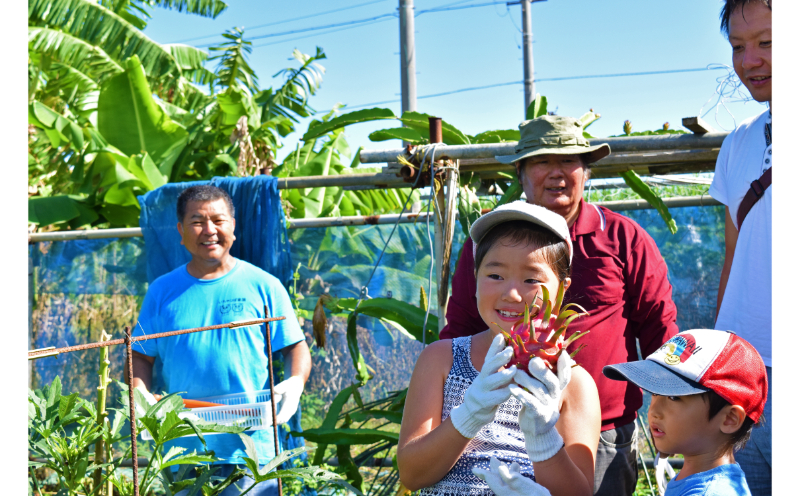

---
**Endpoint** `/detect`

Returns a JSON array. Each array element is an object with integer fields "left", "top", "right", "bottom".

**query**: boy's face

[{"left": 648, "top": 393, "right": 729, "bottom": 456}]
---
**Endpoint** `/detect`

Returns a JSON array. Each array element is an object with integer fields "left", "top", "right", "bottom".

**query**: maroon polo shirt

[{"left": 441, "top": 199, "right": 679, "bottom": 431}]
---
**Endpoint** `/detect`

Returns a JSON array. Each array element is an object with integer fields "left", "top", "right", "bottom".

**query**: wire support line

[
  {"left": 346, "top": 65, "right": 729, "bottom": 109},
  {"left": 169, "top": 0, "right": 391, "bottom": 44},
  {"left": 197, "top": 12, "right": 398, "bottom": 47},
  {"left": 27, "top": 317, "right": 286, "bottom": 359}
]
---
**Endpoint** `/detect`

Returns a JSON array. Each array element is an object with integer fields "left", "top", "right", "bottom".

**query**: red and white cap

[{"left": 603, "top": 329, "right": 768, "bottom": 422}]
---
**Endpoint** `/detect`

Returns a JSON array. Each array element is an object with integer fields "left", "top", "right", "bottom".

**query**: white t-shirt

[{"left": 709, "top": 108, "right": 771, "bottom": 366}]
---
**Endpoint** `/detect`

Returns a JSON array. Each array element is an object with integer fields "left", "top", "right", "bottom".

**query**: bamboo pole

[
  {"left": 359, "top": 132, "right": 729, "bottom": 164},
  {"left": 26, "top": 196, "right": 721, "bottom": 244}
]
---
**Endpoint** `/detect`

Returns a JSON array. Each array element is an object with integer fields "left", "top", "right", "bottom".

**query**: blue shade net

[{"left": 29, "top": 203, "right": 724, "bottom": 452}]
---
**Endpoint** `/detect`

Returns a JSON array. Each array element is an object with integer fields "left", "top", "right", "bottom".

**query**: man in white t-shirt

[{"left": 708, "top": 2, "right": 771, "bottom": 495}]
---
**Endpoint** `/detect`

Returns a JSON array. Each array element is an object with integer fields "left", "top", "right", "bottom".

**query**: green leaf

[
  {"left": 29, "top": 0, "right": 179, "bottom": 81},
  {"left": 336, "top": 444, "right": 363, "bottom": 493},
  {"left": 302, "top": 108, "right": 397, "bottom": 141},
  {"left": 150, "top": 0, "right": 229, "bottom": 18},
  {"left": 99, "top": 204, "right": 141, "bottom": 226},
  {"left": 295, "top": 428, "right": 399, "bottom": 445},
  {"left": 619, "top": 171, "right": 678, "bottom": 234},
  {"left": 159, "top": 453, "right": 217, "bottom": 471},
  {"left": 337, "top": 298, "right": 438, "bottom": 345},
  {"left": 215, "top": 86, "right": 260, "bottom": 135},
  {"left": 348, "top": 409, "right": 403, "bottom": 424},
  {"left": 526, "top": 94, "right": 548, "bottom": 120},
  {"left": 28, "top": 196, "right": 81, "bottom": 225},
  {"left": 579, "top": 110, "right": 601, "bottom": 130},
  {"left": 399, "top": 111, "right": 470, "bottom": 145},
  {"left": 97, "top": 55, "right": 188, "bottom": 178},
  {"left": 347, "top": 313, "right": 372, "bottom": 385},
  {"left": 472, "top": 129, "right": 520, "bottom": 143},
  {"left": 457, "top": 185, "right": 481, "bottom": 237},
  {"left": 496, "top": 181, "right": 523, "bottom": 207},
  {"left": 368, "top": 127, "right": 428, "bottom": 145}
]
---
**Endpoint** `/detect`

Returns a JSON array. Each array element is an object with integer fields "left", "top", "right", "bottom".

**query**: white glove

[
  {"left": 510, "top": 351, "right": 573, "bottom": 462},
  {"left": 450, "top": 334, "right": 517, "bottom": 439},
  {"left": 273, "top": 375, "right": 304, "bottom": 425},
  {"left": 472, "top": 456, "right": 552, "bottom": 496}
]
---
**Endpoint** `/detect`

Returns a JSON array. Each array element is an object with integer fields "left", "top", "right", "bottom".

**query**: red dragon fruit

[{"left": 493, "top": 280, "right": 590, "bottom": 373}]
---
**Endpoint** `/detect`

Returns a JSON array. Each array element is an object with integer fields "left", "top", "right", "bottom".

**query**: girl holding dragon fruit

[{"left": 397, "top": 202, "right": 601, "bottom": 496}]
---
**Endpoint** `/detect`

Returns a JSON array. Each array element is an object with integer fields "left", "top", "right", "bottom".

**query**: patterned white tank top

[{"left": 419, "top": 335, "right": 535, "bottom": 496}]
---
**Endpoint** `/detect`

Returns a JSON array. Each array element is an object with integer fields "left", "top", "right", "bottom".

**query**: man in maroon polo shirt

[{"left": 441, "top": 115, "right": 678, "bottom": 496}]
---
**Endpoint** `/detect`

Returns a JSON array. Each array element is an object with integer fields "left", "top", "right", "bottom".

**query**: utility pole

[
  {"left": 511, "top": 0, "right": 545, "bottom": 117},
  {"left": 521, "top": 0, "right": 535, "bottom": 114},
  {"left": 399, "top": 0, "right": 417, "bottom": 113}
]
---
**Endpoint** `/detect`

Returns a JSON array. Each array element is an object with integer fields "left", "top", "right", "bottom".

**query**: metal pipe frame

[{"left": 27, "top": 196, "right": 720, "bottom": 244}]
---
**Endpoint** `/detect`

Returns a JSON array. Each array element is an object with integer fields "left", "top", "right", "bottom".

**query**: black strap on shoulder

[{"left": 736, "top": 167, "right": 772, "bottom": 230}]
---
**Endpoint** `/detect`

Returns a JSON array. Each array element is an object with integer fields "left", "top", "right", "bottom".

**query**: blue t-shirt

[
  {"left": 665, "top": 463, "right": 751, "bottom": 496},
  {"left": 133, "top": 258, "right": 304, "bottom": 465}
]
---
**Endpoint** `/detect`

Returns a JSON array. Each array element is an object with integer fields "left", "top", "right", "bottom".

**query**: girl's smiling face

[{"left": 476, "top": 238, "right": 569, "bottom": 335}]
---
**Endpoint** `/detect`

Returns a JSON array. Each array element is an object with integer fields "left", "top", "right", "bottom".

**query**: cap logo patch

[{"left": 660, "top": 334, "right": 700, "bottom": 366}]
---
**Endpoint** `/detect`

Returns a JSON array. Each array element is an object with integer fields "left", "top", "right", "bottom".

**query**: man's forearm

[
  {"left": 131, "top": 351, "right": 155, "bottom": 391},
  {"left": 716, "top": 207, "right": 739, "bottom": 322}
]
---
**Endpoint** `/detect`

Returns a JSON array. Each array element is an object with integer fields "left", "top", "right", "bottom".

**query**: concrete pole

[
  {"left": 521, "top": 0, "right": 535, "bottom": 116},
  {"left": 399, "top": 0, "right": 417, "bottom": 114}
]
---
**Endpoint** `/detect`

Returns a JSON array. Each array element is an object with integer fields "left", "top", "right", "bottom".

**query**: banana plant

[{"left": 28, "top": 26, "right": 328, "bottom": 230}]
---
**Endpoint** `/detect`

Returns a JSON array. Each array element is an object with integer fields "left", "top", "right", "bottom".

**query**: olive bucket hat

[{"left": 495, "top": 115, "right": 611, "bottom": 165}]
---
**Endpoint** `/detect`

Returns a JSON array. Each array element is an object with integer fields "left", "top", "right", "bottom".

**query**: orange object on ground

[{"left": 153, "top": 394, "right": 223, "bottom": 408}]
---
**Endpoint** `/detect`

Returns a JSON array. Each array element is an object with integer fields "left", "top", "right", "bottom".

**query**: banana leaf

[
  {"left": 368, "top": 127, "right": 428, "bottom": 145},
  {"left": 302, "top": 108, "right": 396, "bottom": 141},
  {"left": 399, "top": 111, "right": 470, "bottom": 145},
  {"left": 97, "top": 55, "right": 188, "bottom": 178}
]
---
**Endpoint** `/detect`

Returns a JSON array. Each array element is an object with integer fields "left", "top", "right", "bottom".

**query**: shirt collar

[{"left": 571, "top": 198, "right": 605, "bottom": 237}]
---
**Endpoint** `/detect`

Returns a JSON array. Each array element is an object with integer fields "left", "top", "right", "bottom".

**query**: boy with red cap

[
  {"left": 474, "top": 329, "right": 767, "bottom": 495},
  {"left": 603, "top": 329, "right": 768, "bottom": 495}
]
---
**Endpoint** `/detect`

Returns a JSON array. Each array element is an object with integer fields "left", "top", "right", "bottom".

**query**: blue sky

[{"left": 143, "top": 0, "right": 769, "bottom": 163}]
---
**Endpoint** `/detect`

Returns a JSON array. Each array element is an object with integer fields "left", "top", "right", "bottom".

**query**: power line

[
  {"left": 168, "top": 0, "right": 391, "bottom": 44},
  {"left": 198, "top": 11, "right": 398, "bottom": 47},
  {"left": 253, "top": 17, "right": 396, "bottom": 48},
  {"left": 191, "top": 1, "right": 511, "bottom": 48},
  {"left": 346, "top": 66, "right": 728, "bottom": 110}
]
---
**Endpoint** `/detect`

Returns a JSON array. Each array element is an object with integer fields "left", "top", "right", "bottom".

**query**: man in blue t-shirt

[{"left": 131, "top": 185, "right": 311, "bottom": 496}]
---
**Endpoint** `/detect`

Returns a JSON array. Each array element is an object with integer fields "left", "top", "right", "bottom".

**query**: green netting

[{"left": 28, "top": 205, "right": 724, "bottom": 416}]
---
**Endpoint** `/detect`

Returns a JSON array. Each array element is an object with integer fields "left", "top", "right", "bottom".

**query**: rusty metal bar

[
  {"left": 264, "top": 305, "right": 283, "bottom": 496},
  {"left": 125, "top": 326, "right": 140, "bottom": 496},
  {"left": 27, "top": 318, "right": 285, "bottom": 359}
]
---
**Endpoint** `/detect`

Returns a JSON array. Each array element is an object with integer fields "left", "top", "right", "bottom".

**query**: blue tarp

[{"left": 138, "top": 175, "right": 292, "bottom": 286}]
